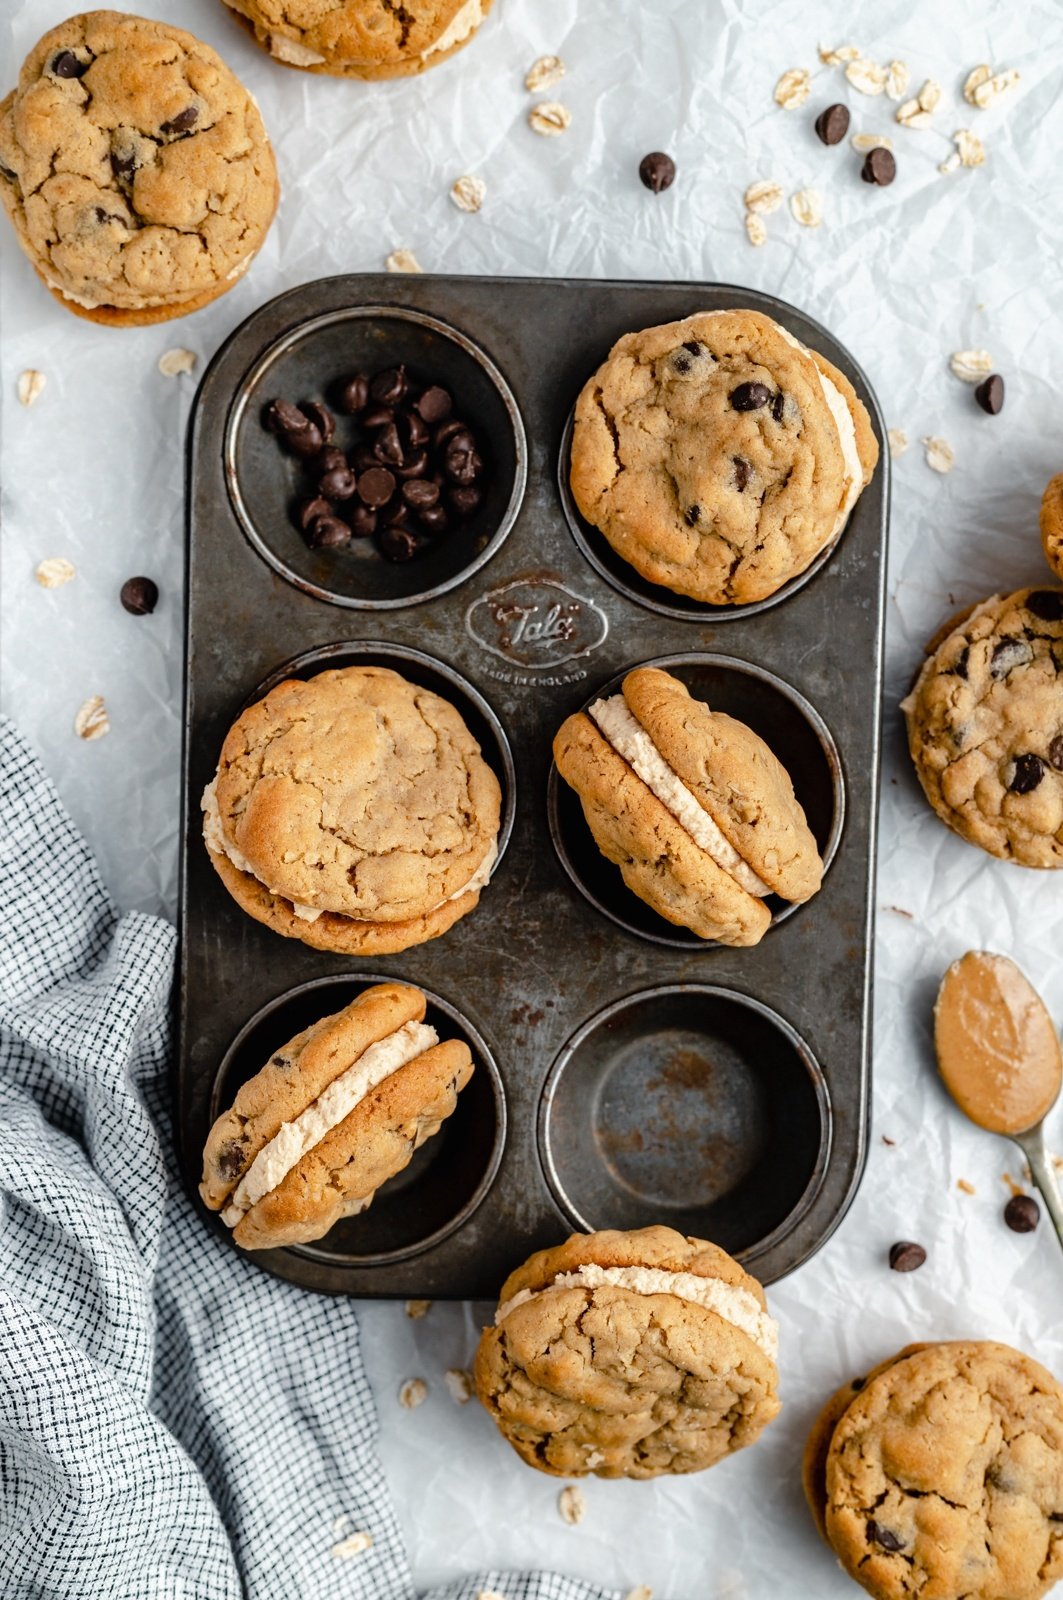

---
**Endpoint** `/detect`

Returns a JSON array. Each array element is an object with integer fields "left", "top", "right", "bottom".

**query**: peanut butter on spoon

[{"left": 935, "top": 951, "right": 1063, "bottom": 1249}]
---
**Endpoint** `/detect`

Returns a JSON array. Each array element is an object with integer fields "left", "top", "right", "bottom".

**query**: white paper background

[{"left": 3, "top": 2, "right": 1063, "bottom": 1596}]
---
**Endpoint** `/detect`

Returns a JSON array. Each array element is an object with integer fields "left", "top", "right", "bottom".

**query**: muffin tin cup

[
  {"left": 547, "top": 652, "right": 845, "bottom": 949},
  {"left": 181, "top": 273, "right": 889, "bottom": 1296},
  {"left": 537, "top": 984, "right": 831, "bottom": 1268}
]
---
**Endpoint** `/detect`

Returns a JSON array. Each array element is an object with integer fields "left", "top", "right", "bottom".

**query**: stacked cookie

[{"left": 222, "top": 0, "right": 493, "bottom": 77}]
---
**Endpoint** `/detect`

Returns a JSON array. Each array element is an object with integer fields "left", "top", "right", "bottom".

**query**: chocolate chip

[
  {"left": 362, "top": 404, "right": 396, "bottom": 430},
  {"left": 771, "top": 391, "right": 785, "bottom": 423},
  {"left": 52, "top": 50, "right": 88, "bottom": 78},
  {"left": 684, "top": 504, "right": 701, "bottom": 526},
  {"left": 161, "top": 106, "right": 198, "bottom": 135},
  {"left": 94, "top": 206, "right": 125, "bottom": 226},
  {"left": 444, "top": 444, "right": 483, "bottom": 485},
  {"left": 448, "top": 484, "right": 482, "bottom": 518},
  {"left": 379, "top": 526, "right": 420, "bottom": 562},
  {"left": 401, "top": 478, "right": 440, "bottom": 509},
  {"left": 370, "top": 367, "right": 408, "bottom": 406},
  {"left": 1049, "top": 736, "right": 1063, "bottom": 771},
  {"left": 1026, "top": 590, "right": 1063, "bottom": 622},
  {"left": 285, "top": 423, "right": 324, "bottom": 459},
  {"left": 119, "top": 576, "right": 158, "bottom": 615},
  {"left": 814, "top": 103, "right": 850, "bottom": 145},
  {"left": 374, "top": 422, "right": 405, "bottom": 466},
  {"left": 315, "top": 446, "right": 346, "bottom": 476},
  {"left": 1009, "top": 753, "right": 1045, "bottom": 794},
  {"left": 217, "top": 1139, "right": 247, "bottom": 1181},
  {"left": 975, "top": 374, "right": 1005, "bottom": 414},
  {"left": 297, "top": 496, "right": 333, "bottom": 531},
  {"left": 418, "top": 505, "right": 450, "bottom": 534},
  {"left": 110, "top": 150, "right": 136, "bottom": 182},
  {"left": 300, "top": 400, "right": 334, "bottom": 442},
  {"left": 681, "top": 340, "right": 701, "bottom": 357},
  {"left": 0, "top": 163, "right": 15, "bottom": 182},
  {"left": 991, "top": 638, "right": 1033, "bottom": 678},
  {"left": 733, "top": 456, "right": 752, "bottom": 492},
  {"left": 381, "top": 499, "right": 411, "bottom": 528},
  {"left": 866, "top": 1521, "right": 905, "bottom": 1553},
  {"left": 346, "top": 504, "right": 377, "bottom": 538},
  {"left": 415, "top": 385, "right": 452, "bottom": 423},
  {"left": 265, "top": 398, "right": 311, "bottom": 436},
  {"left": 433, "top": 418, "right": 467, "bottom": 450},
  {"left": 639, "top": 151, "right": 676, "bottom": 193},
  {"left": 1004, "top": 1194, "right": 1040, "bottom": 1233},
  {"left": 731, "top": 381, "right": 772, "bottom": 411},
  {"left": 319, "top": 465, "right": 357, "bottom": 501},
  {"left": 396, "top": 449, "right": 430, "bottom": 481},
  {"left": 337, "top": 373, "right": 369, "bottom": 414},
  {"left": 673, "top": 353, "right": 692, "bottom": 374},
  {"left": 357, "top": 467, "right": 396, "bottom": 508},
  {"left": 402, "top": 410, "right": 431, "bottom": 449},
  {"left": 861, "top": 147, "right": 896, "bottom": 186},
  {"left": 307, "top": 514, "right": 351, "bottom": 549},
  {"left": 888, "top": 1240, "right": 926, "bottom": 1272},
  {"left": 949, "top": 645, "right": 970, "bottom": 679},
  {"left": 351, "top": 444, "right": 379, "bottom": 473}
]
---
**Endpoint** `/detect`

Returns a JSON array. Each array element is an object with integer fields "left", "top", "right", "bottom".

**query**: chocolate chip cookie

[
  {"left": 473, "top": 1225, "right": 780, "bottom": 1479},
  {"left": 0, "top": 11, "right": 278, "bottom": 325},
  {"left": 568, "top": 309, "right": 878, "bottom": 605},
  {"left": 201, "top": 982, "right": 473, "bottom": 1249},
  {"left": 901, "top": 588, "right": 1063, "bottom": 867},
  {"left": 553, "top": 665, "right": 823, "bottom": 944},
  {"left": 806, "top": 1341, "right": 1063, "bottom": 1600},
  {"left": 1041, "top": 473, "right": 1063, "bottom": 583},
  {"left": 221, "top": 0, "right": 493, "bottom": 78},
  {"left": 203, "top": 665, "right": 502, "bottom": 953}
]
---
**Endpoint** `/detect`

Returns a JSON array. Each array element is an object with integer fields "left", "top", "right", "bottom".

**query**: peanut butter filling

[{"left": 934, "top": 951, "right": 1061, "bottom": 1135}]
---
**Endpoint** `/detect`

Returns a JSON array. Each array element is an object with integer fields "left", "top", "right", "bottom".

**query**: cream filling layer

[
  {"left": 587, "top": 696, "right": 770, "bottom": 898},
  {"left": 774, "top": 324, "right": 864, "bottom": 536},
  {"left": 222, "top": 1019, "right": 438, "bottom": 1226},
  {"left": 423, "top": 0, "right": 483, "bottom": 58},
  {"left": 496, "top": 1264, "right": 778, "bottom": 1363},
  {"left": 268, "top": 32, "right": 326, "bottom": 65},
  {"left": 202, "top": 779, "right": 497, "bottom": 923}
]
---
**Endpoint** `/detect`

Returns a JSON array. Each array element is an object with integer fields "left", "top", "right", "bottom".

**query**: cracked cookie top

[
  {"left": 569, "top": 309, "right": 878, "bottom": 605},
  {"left": 206, "top": 665, "right": 501, "bottom": 925},
  {"left": 824, "top": 1341, "right": 1063, "bottom": 1600},
  {"left": 221, "top": 0, "right": 492, "bottom": 78},
  {"left": 901, "top": 588, "right": 1063, "bottom": 867},
  {"left": 0, "top": 11, "right": 278, "bottom": 321}
]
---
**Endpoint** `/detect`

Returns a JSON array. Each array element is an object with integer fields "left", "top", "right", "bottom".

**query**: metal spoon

[{"left": 1012, "top": 1119, "right": 1063, "bottom": 1252}]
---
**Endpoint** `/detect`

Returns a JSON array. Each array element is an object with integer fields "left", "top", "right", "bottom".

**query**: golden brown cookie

[
  {"left": 221, "top": 0, "right": 493, "bottom": 78},
  {"left": 0, "top": 12, "right": 278, "bottom": 325},
  {"left": 569, "top": 309, "right": 878, "bottom": 605},
  {"left": 200, "top": 982, "right": 474, "bottom": 1249},
  {"left": 1041, "top": 473, "right": 1063, "bottom": 582},
  {"left": 473, "top": 1225, "right": 780, "bottom": 1480},
  {"left": 901, "top": 588, "right": 1063, "bottom": 867},
  {"left": 203, "top": 665, "right": 502, "bottom": 953}
]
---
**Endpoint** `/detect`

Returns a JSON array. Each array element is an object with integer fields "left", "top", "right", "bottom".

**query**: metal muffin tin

[{"left": 180, "top": 273, "right": 889, "bottom": 1298}]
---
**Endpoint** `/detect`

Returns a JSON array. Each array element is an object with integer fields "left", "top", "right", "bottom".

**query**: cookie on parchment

[
  {"left": 201, "top": 981, "right": 473, "bottom": 1249},
  {"left": 568, "top": 308, "right": 878, "bottom": 605},
  {"left": 806, "top": 1341, "right": 1063, "bottom": 1600},
  {"left": 473, "top": 1225, "right": 780, "bottom": 1480},
  {"left": 1040, "top": 472, "right": 1063, "bottom": 582},
  {"left": 0, "top": 11, "right": 278, "bottom": 325},
  {"left": 553, "top": 664, "right": 823, "bottom": 945},
  {"left": 221, "top": 0, "right": 493, "bottom": 78},
  {"left": 203, "top": 665, "right": 502, "bottom": 954},
  {"left": 901, "top": 587, "right": 1063, "bottom": 867}
]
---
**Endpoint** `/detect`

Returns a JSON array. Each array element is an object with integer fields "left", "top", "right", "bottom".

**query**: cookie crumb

[
  {"left": 35, "top": 557, "right": 76, "bottom": 589},
  {"left": 957, "top": 1178, "right": 976, "bottom": 1195},
  {"left": 887, "top": 428, "right": 909, "bottom": 458},
  {"left": 386, "top": 249, "right": 423, "bottom": 274},
  {"left": 744, "top": 179, "right": 784, "bottom": 215},
  {"left": 922, "top": 435, "right": 955, "bottom": 474},
  {"left": 399, "top": 1377, "right": 428, "bottom": 1410},
  {"left": 528, "top": 101, "right": 571, "bottom": 137},
  {"left": 744, "top": 212, "right": 768, "bottom": 247},
  {"left": 525, "top": 54, "right": 564, "bottom": 93},
  {"left": 774, "top": 68, "right": 811, "bottom": 110},
  {"left": 404, "top": 1298, "right": 432, "bottom": 1319},
  {"left": 451, "top": 175, "right": 487, "bottom": 212},
  {"left": 330, "top": 1531, "right": 372, "bottom": 1559},
  {"left": 158, "top": 347, "right": 197, "bottom": 377},
  {"left": 558, "top": 1484, "right": 586, "bottom": 1526},
  {"left": 949, "top": 349, "right": 993, "bottom": 383},
  {"left": 444, "top": 1368, "right": 473, "bottom": 1404},
  {"left": 790, "top": 188, "right": 823, "bottom": 228},
  {"left": 74, "top": 696, "right": 110, "bottom": 741},
  {"left": 17, "top": 369, "right": 46, "bottom": 407}
]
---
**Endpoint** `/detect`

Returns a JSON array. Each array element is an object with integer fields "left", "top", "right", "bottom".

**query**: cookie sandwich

[
  {"left": 553, "top": 665, "right": 823, "bottom": 945},
  {"left": 201, "top": 982, "right": 473, "bottom": 1249},
  {"left": 221, "top": 0, "right": 492, "bottom": 78},
  {"left": 203, "top": 664, "right": 502, "bottom": 953},
  {"left": 0, "top": 11, "right": 278, "bottom": 325},
  {"left": 569, "top": 308, "right": 878, "bottom": 605},
  {"left": 804, "top": 1341, "right": 1063, "bottom": 1600},
  {"left": 474, "top": 1225, "right": 780, "bottom": 1479},
  {"left": 901, "top": 587, "right": 1063, "bottom": 866}
]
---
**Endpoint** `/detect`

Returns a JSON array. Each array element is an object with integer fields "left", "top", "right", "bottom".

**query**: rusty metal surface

[{"left": 179, "top": 273, "right": 889, "bottom": 1298}]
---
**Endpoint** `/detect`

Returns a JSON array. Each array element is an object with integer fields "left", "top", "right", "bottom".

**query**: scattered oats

[
  {"left": 744, "top": 212, "right": 768, "bottom": 248},
  {"left": 444, "top": 1368, "right": 473, "bottom": 1404},
  {"left": 790, "top": 188, "right": 823, "bottom": 228},
  {"left": 845, "top": 57, "right": 888, "bottom": 96},
  {"left": 887, "top": 428, "right": 909, "bottom": 459},
  {"left": 74, "top": 695, "right": 110, "bottom": 741},
  {"left": 525, "top": 54, "right": 565, "bottom": 93},
  {"left": 852, "top": 132, "right": 893, "bottom": 151},
  {"left": 558, "top": 1485, "right": 586, "bottom": 1526},
  {"left": 957, "top": 1178, "right": 977, "bottom": 1195},
  {"left": 35, "top": 557, "right": 76, "bottom": 589},
  {"left": 949, "top": 349, "right": 994, "bottom": 383},
  {"left": 386, "top": 248, "right": 423, "bottom": 274},
  {"left": 963, "top": 65, "right": 991, "bottom": 105},
  {"left": 158, "top": 347, "right": 196, "bottom": 377},
  {"left": 819, "top": 43, "right": 861, "bottom": 66},
  {"left": 528, "top": 100, "right": 571, "bottom": 137},
  {"left": 450, "top": 174, "right": 486, "bottom": 212},
  {"left": 404, "top": 1298, "right": 432, "bottom": 1319},
  {"left": 774, "top": 68, "right": 811, "bottom": 110},
  {"left": 918, "top": 79, "right": 942, "bottom": 112},
  {"left": 399, "top": 1377, "right": 428, "bottom": 1410},
  {"left": 895, "top": 99, "right": 934, "bottom": 130},
  {"left": 965, "top": 64, "right": 1019, "bottom": 109},
  {"left": 625, "top": 1589, "right": 653, "bottom": 1600},
  {"left": 923, "top": 435, "right": 955, "bottom": 474},
  {"left": 938, "top": 150, "right": 962, "bottom": 176},
  {"left": 885, "top": 60, "right": 909, "bottom": 100},
  {"left": 17, "top": 369, "right": 46, "bottom": 407},
  {"left": 330, "top": 1531, "right": 372, "bottom": 1560},
  {"left": 744, "top": 179, "right": 784, "bottom": 214},
  {"left": 954, "top": 128, "right": 986, "bottom": 168}
]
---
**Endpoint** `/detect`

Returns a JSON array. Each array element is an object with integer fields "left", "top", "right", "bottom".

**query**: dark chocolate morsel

[
  {"left": 319, "top": 465, "right": 357, "bottom": 501},
  {"left": 306, "top": 514, "right": 351, "bottom": 549},
  {"left": 730, "top": 381, "right": 772, "bottom": 411},
  {"left": 1009, "top": 753, "right": 1045, "bottom": 794},
  {"left": 346, "top": 503, "right": 378, "bottom": 538},
  {"left": 685, "top": 504, "right": 701, "bottom": 526},
  {"left": 357, "top": 467, "right": 397, "bottom": 507},
  {"left": 379, "top": 526, "right": 420, "bottom": 562},
  {"left": 337, "top": 373, "right": 369, "bottom": 414},
  {"left": 119, "top": 576, "right": 158, "bottom": 615},
  {"left": 297, "top": 496, "right": 333, "bottom": 530},
  {"left": 300, "top": 400, "right": 335, "bottom": 441},
  {"left": 866, "top": 1521, "right": 905, "bottom": 1553},
  {"left": 1026, "top": 590, "right": 1063, "bottom": 622},
  {"left": 448, "top": 484, "right": 482, "bottom": 518},
  {"left": 771, "top": 391, "right": 785, "bottom": 422},
  {"left": 395, "top": 449, "right": 430, "bottom": 481},
  {"left": 374, "top": 422, "right": 405, "bottom": 466},
  {"left": 52, "top": 50, "right": 89, "bottom": 78},
  {"left": 861, "top": 147, "right": 896, "bottom": 186},
  {"left": 990, "top": 638, "right": 1033, "bottom": 678},
  {"left": 1004, "top": 1194, "right": 1040, "bottom": 1233},
  {"left": 733, "top": 456, "right": 752, "bottom": 492},
  {"left": 418, "top": 505, "right": 449, "bottom": 535},
  {"left": 975, "top": 374, "right": 1005, "bottom": 414},
  {"left": 814, "top": 103, "right": 850, "bottom": 145},
  {"left": 1049, "top": 735, "right": 1063, "bottom": 771},
  {"left": 369, "top": 367, "right": 408, "bottom": 406},
  {"left": 416, "top": 385, "right": 452, "bottom": 423},
  {"left": 639, "top": 151, "right": 676, "bottom": 192},
  {"left": 888, "top": 1240, "right": 926, "bottom": 1272},
  {"left": 161, "top": 106, "right": 198, "bottom": 135},
  {"left": 401, "top": 478, "right": 440, "bottom": 510}
]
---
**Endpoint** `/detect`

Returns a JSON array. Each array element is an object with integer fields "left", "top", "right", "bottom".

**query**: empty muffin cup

[
  {"left": 209, "top": 974, "right": 506, "bottom": 1265},
  {"left": 538, "top": 984, "right": 830, "bottom": 1270},
  {"left": 548, "top": 652, "right": 844, "bottom": 948},
  {"left": 225, "top": 304, "right": 527, "bottom": 608}
]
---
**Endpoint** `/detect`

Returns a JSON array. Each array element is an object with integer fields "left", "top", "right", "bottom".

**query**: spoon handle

[{"left": 1016, "top": 1125, "right": 1063, "bottom": 1253}]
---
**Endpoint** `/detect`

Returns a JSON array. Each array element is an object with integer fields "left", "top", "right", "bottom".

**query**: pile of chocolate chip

[{"left": 264, "top": 366, "right": 486, "bottom": 563}]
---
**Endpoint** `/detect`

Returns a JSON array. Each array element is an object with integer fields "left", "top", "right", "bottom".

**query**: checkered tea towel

[{"left": 0, "top": 717, "right": 615, "bottom": 1600}]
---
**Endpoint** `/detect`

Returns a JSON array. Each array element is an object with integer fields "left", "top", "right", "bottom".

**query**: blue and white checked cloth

[{"left": 0, "top": 718, "right": 613, "bottom": 1600}]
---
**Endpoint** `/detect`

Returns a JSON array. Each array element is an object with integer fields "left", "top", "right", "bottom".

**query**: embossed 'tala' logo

[{"left": 466, "top": 576, "right": 608, "bottom": 669}]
